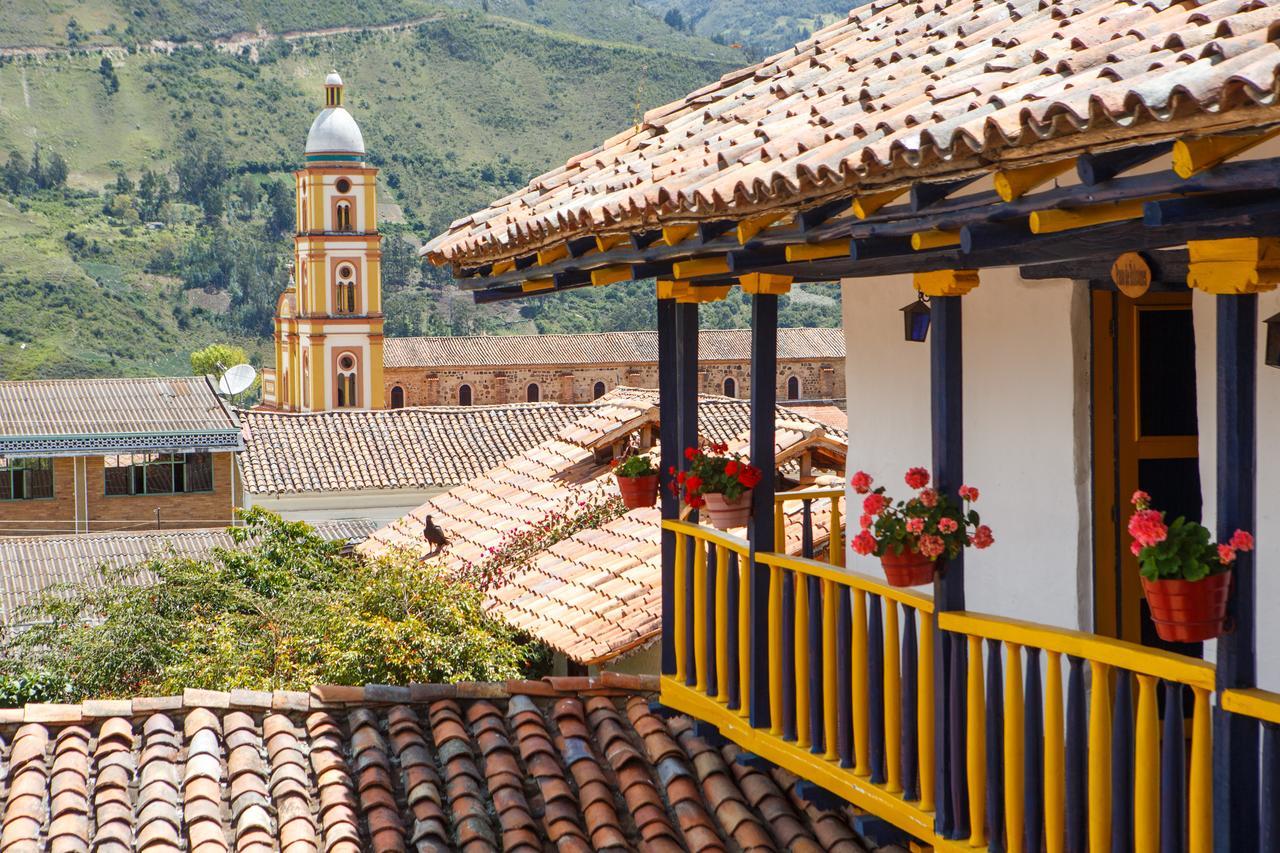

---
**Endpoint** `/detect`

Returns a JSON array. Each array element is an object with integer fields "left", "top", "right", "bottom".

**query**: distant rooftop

[
  {"left": 383, "top": 327, "right": 844, "bottom": 368},
  {"left": 0, "top": 376, "right": 241, "bottom": 457}
]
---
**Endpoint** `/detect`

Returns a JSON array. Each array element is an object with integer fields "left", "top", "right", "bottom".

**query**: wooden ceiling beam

[{"left": 1076, "top": 142, "right": 1172, "bottom": 185}]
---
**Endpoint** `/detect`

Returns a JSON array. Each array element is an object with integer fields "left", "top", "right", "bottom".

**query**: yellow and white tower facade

[{"left": 263, "top": 71, "right": 384, "bottom": 412}]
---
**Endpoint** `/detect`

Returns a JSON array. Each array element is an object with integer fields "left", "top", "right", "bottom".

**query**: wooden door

[{"left": 1093, "top": 289, "right": 1202, "bottom": 651}]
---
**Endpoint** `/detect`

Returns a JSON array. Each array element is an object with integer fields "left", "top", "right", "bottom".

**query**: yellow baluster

[
  {"left": 774, "top": 502, "right": 786, "bottom": 553},
  {"left": 1134, "top": 674, "right": 1160, "bottom": 852},
  {"left": 1004, "top": 642, "right": 1025, "bottom": 853},
  {"left": 795, "top": 571, "right": 811, "bottom": 748},
  {"left": 967, "top": 635, "right": 986, "bottom": 848},
  {"left": 918, "top": 610, "right": 936, "bottom": 812},
  {"left": 694, "top": 539, "right": 708, "bottom": 693},
  {"left": 737, "top": 551, "right": 751, "bottom": 718},
  {"left": 823, "top": 579, "right": 839, "bottom": 761},
  {"left": 769, "top": 564, "right": 783, "bottom": 735},
  {"left": 674, "top": 532, "right": 687, "bottom": 684},
  {"left": 1088, "top": 661, "right": 1112, "bottom": 853},
  {"left": 1044, "top": 651, "right": 1065, "bottom": 853},
  {"left": 715, "top": 544, "right": 729, "bottom": 704},
  {"left": 1189, "top": 686, "right": 1212, "bottom": 853},
  {"left": 830, "top": 496, "right": 844, "bottom": 567},
  {"left": 884, "top": 600, "right": 902, "bottom": 794},
  {"left": 852, "top": 589, "right": 870, "bottom": 777}
]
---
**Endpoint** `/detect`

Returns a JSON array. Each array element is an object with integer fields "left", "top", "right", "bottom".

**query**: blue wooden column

[
  {"left": 676, "top": 300, "right": 700, "bottom": 684},
  {"left": 923, "top": 271, "right": 977, "bottom": 840},
  {"left": 748, "top": 291, "right": 778, "bottom": 729},
  {"left": 658, "top": 296, "right": 679, "bottom": 676},
  {"left": 1212, "top": 290, "right": 1259, "bottom": 852}
]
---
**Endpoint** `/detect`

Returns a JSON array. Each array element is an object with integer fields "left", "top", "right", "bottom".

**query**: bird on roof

[{"left": 423, "top": 514, "right": 449, "bottom": 556}]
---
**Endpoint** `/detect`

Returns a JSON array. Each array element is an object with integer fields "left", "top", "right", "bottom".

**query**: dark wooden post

[
  {"left": 676, "top": 301, "right": 700, "bottom": 685},
  {"left": 748, "top": 291, "right": 778, "bottom": 729},
  {"left": 1213, "top": 291, "right": 1259, "bottom": 852},
  {"left": 658, "top": 296, "right": 679, "bottom": 676}
]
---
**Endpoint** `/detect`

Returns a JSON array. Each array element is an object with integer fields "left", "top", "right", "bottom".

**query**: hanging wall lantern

[
  {"left": 1266, "top": 311, "right": 1280, "bottom": 369},
  {"left": 901, "top": 294, "right": 931, "bottom": 343}
]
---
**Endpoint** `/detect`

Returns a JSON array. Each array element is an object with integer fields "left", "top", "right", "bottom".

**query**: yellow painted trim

[
  {"left": 591, "top": 265, "right": 633, "bottom": 287},
  {"left": 536, "top": 243, "right": 569, "bottom": 266},
  {"left": 737, "top": 212, "right": 785, "bottom": 244},
  {"left": 739, "top": 273, "right": 793, "bottom": 295},
  {"left": 1134, "top": 674, "right": 1160, "bottom": 853},
  {"left": 883, "top": 600, "right": 902, "bottom": 794},
  {"left": 672, "top": 256, "right": 731, "bottom": 279},
  {"left": 1044, "top": 652, "right": 1065, "bottom": 853},
  {"left": 853, "top": 188, "right": 907, "bottom": 219},
  {"left": 662, "top": 520, "right": 751, "bottom": 555},
  {"left": 656, "top": 279, "right": 691, "bottom": 300},
  {"left": 915, "top": 269, "right": 980, "bottom": 297},
  {"left": 786, "top": 240, "right": 850, "bottom": 262},
  {"left": 1174, "top": 131, "right": 1278, "bottom": 178},
  {"left": 1029, "top": 200, "right": 1146, "bottom": 234},
  {"left": 966, "top": 634, "right": 986, "bottom": 847},
  {"left": 677, "top": 285, "right": 731, "bottom": 304},
  {"left": 774, "top": 502, "right": 787, "bottom": 553},
  {"left": 491, "top": 259, "right": 516, "bottom": 275},
  {"left": 830, "top": 497, "right": 844, "bottom": 568},
  {"left": 852, "top": 588, "right": 870, "bottom": 777},
  {"left": 663, "top": 224, "right": 698, "bottom": 246},
  {"left": 755, "top": 551, "right": 935, "bottom": 614},
  {"left": 768, "top": 563, "right": 784, "bottom": 736},
  {"left": 522, "top": 277, "right": 555, "bottom": 292},
  {"left": 918, "top": 610, "right": 936, "bottom": 813},
  {"left": 795, "top": 572, "right": 811, "bottom": 749},
  {"left": 674, "top": 530, "right": 688, "bottom": 683},
  {"left": 1189, "top": 687, "right": 1213, "bottom": 853},
  {"left": 1003, "top": 643, "right": 1025, "bottom": 853},
  {"left": 595, "top": 234, "right": 630, "bottom": 252},
  {"left": 716, "top": 544, "right": 730, "bottom": 704},
  {"left": 1087, "top": 661, "right": 1111, "bottom": 853},
  {"left": 738, "top": 552, "right": 751, "bottom": 718},
  {"left": 823, "top": 578, "right": 839, "bottom": 761},
  {"left": 994, "top": 159, "right": 1075, "bottom": 202},
  {"left": 1221, "top": 686, "right": 1280, "bottom": 725},
  {"left": 911, "top": 230, "right": 961, "bottom": 250},
  {"left": 1187, "top": 237, "right": 1280, "bottom": 294},
  {"left": 694, "top": 539, "right": 708, "bottom": 693},
  {"left": 936, "top": 611, "right": 1216, "bottom": 690},
  {"left": 775, "top": 487, "right": 845, "bottom": 502}
]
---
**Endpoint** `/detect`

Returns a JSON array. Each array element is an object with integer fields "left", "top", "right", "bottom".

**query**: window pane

[
  {"left": 146, "top": 462, "right": 173, "bottom": 494},
  {"left": 1138, "top": 308, "right": 1197, "bottom": 437},
  {"left": 25, "top": 460, "right": 52, "bottom": 499},
  {"left": 104, "top": 458, "right": 130, "bottom": 496},
  {"left": 186, "top": 453, "right": 213, "bottom": 492},
  {"left": 0, "top": 470, "right": 11, "bottom": 501}
]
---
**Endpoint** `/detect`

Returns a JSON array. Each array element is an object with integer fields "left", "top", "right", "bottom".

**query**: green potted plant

[
  {"left": 611, "top": 454, "right": 660, "bottom": 509},
  {"left": 676, "top": 443, "right": 763, "bottom": 530},
  {"left": 849, "top": 467, "right": 992, "bottom": 587},
  {"left": 1128, "top": 490, "right": 1252, "bottom": 642}
]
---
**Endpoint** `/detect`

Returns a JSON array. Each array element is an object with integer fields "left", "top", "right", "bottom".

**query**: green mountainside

[
  {"left": 632, "top": 0, "right": 856, "bottom": 56},
  {"left": 0, "top": 2, "right": 839, "bottom": 380}
]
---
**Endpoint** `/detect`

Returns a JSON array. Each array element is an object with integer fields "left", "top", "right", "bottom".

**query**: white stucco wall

[
  {"left": 842, "top": 270, "right": 1091, "bottom": 632},
  {"left": 241, "top": 486, "right": 446, "bottom": 527}
]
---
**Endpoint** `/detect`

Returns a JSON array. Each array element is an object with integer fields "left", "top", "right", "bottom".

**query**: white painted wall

[{"left": 242, "top": 486, "right": 446, "bottom": 527}]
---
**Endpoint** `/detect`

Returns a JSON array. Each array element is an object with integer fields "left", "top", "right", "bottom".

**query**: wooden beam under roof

[{"left": 1019, "top": 249, "right": 1188, "bottom": 283}]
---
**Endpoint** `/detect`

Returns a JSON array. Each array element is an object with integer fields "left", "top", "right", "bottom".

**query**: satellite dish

[{"left": 218, "top": 363, "right": 257, "bottom": 396}]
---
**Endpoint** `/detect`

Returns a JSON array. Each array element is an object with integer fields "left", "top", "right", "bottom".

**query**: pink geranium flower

[
  {"left": 906, "top": 517, "right": 925, "bottom": 535},
  {"left": 905, "top": 467, "right": 930, "bottom": 490},
  {"left": 851, "top": 471, "right": 873, "bottom": 494},
  {"left": 938, "top": 517, "right": 958, "bottom": 534},
  {"left": 958, "top": 485, "right": 979, "bottom": 502},
  {"left": 919, "top": 534, "right": 945, "bottom": 559},
  {"left": 1131, "top": 490, "right": 1151, "bottom": 508},
  {"left": 971, "top": 525, "right": 994, "bottom": 549},
  {"left": 1218, "top": 544, "right": 1237, "bottom": 565},
  {"left": 919, "top": 489, "right": 938, "bottom": 508},
  {"left": 859, "top": 513, "right": 873, "bottom": 530},
  {"left": 1230, "top": 530, "right": 1254, "bottom": 552},
  {"left": 1127, "top": 509, "right": 1168, "bottom": 548},
  {"left": 863, "top": 493, "right": 889, "bottom": 516},
  {"left": 852, "top": 529, "right": 877, "bottom": 556}
]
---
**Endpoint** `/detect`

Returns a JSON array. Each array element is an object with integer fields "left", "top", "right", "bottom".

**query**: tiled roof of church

[
  {"left": 0, "top": 521, "right": 379, "bottom": 627},
  {"left": 0, "top": 678, "right": 880, "bottom": 851},
  {"left": 382, "top": 327, "right": 844, "bottom": 368},
  {"left": 238, "top": 403, "right": 596, "bottom": 495},
  {"left": 425, "top": 0, "right": 1280, "bottom": 266},
  {"left": 0, "top": 376, "right": 241, "bottom": 456}
]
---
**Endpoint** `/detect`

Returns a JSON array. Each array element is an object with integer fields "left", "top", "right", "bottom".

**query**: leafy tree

[
  {"left": 263, "top": 178, "right": 293, "bottom": 238},
  {"left": 176, "top": 146, "right": 228, "bottom": 222},
  {"left": 40, "top": 151, "right": 69, "bottom": 190},
  {"left": 137, "top": 168, "right": 170, "bottom": 221},
  {"left": 0, "top": 509, "right": 542, "bottom": 700},
  {"left": 190, "top": 343, "right": 250, "bottom": 378},
  {"left": 381, "top": 233, "right": 420, "bottom": 292},
  {"left": 99, "top": 58, "right": 120, "bottom": 95},
  {"left": 664, "top": 8, "right": 686, "bottom": 29},
  {"left": 1, "top": 150, "right": 32, "bottom": 195},
  {"left": 113, "top": 169, "right": 134, "bottom": 196}
]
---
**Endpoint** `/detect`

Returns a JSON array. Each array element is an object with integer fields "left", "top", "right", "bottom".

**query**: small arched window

[
  {"left": 723, "top": 376, "right": 736, "bottom": 398},
  {"left": 458, "top": 384, "right": 473, "bottom": 406},
  {"left": 335, "top": 262, "right": 358, "bottom": 315},
  {"left": 335, "top": 200, "right": 353, "bottom": 232},
  {"left": 593, "top": 381, "right": 606, "bottom": 400},
  {"left": 787, "top": 375, "right": 801, "bottom": 400},
  {"left": 526, "top": 383, "right": 540, "bottom": 403},
  {"left": 390, "top": 385, "right": 405, "bottom": 409},
  {"left": 336, "top": 352, "right": 359, "bottom": 408}
]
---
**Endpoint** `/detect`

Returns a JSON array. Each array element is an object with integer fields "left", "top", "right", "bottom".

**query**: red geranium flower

[
  {"left": 859, "top": 513, "right": 873, "bottom": 530},
  {"left": 1131, "top": 490, "right": 1151, "bottom": 508},
  {"left": 1127, "top": 509, "right": 1167, "bottom": 548},
  {"left": 852, "top": 529, "right": 877, "bottom": 556},
  {"left": 919, "top": 489, "right": 938, "bottom": 508},
  {"left": 863, "top": 493, "right": 889, "bottom": 516},
  {"left": 687, "top": 494, "right": 706, "bottom": 508},
  {"left": 938, "top": 517, "right": 958, "bottom": 534},
  {"left": 1218, "top": 543, "right": 1237, "bottom": 565},
  {"left": 958, "top": 485, "right": 979, "bottom": 502},
  {"left": 850, "top": 471, "right": 873, "bottom": 494},
  {"left": 905, "top": 467, "right": 930, "bottom": 489},
  {"left": 1230, "top": 530, "right": 1254, "bottom": 552},
  {"left": 725, "top": 460, "right": 739, "bottom": 476},
  {"left": 919, "top": 534, "right": 945, "bottom": 559},
  {"left": 685, "top": 475, "right": 702, "bottom": 493},
  {"left": 972, "top": 525, "right": 994, "bottom": 549},
  {"left": 906, "top": 517, "right": 925, "bottom": 535},
  {"left": 738, "top": 465, "right": 762, "bottom": 489},
  {"left": 685, "top": 447, "right": 698, "bottom": 461}
]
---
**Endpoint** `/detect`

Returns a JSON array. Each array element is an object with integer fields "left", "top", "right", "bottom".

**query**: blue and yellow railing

[
  {"left": 661, "top": 489, "right": 1251, "bottom": 851},
  {"left": 1219, "top": 686, "right": 1280, "bottom": 847}
]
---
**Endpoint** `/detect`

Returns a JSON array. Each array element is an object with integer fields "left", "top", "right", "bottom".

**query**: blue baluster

[
  {"left": 901, "top": 606, "right": 919, "bottom": 801},
  {"left": 986, "top": 639, "right": 1004, "bottom": 853},
  {"left": 781, "top": 568, "right": 796, "bottom": 741},
  {"left": 1263, "top": 721, "right": 1280, "bottom": 853},
  {"left": 705, "top": 542, "right": 718, "bottom": 698},
  {"left": 801, "top": 498, "right": 814, "bottom": 558},
  {"left": 936, "top": 631, "right": 954, "bottom": 837},
  {"left": 1023, "top": 648, "right": 1044, "bottom": 853},
  {"left": 1160, "top": 681, "right": 1185, "bottom": 853},
  {"left": 838, "top": 588, "right": 853, "bottom": 768},
  {"left": 684, "top": 534, "right": 696, "bottom": 686},
  {"left": 808, "top": 573, "right": 824, "bottom": 755},
  {"left": 868, "top": 593, "right": 886, "bottom": 784},
  {"left": 1111, "top": 670, "right": 1133, "bottom": 853},
  {"left": 1065, "top": 655, "right": 1086, "bottom": 853},
  {"left": 727, "top": 551, "right": 740, "bottom": 710},
  {"left": 950, "top": 635, "right": 969, "bottom": 840}
]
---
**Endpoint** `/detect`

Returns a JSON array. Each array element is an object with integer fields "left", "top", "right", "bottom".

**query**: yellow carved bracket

[
  {"left": 1187, "top": 238, "right": 1280, "bottom": 294},
  {"left": 739, "top": 273, "right": 793, "bottom": 295},
  {"left": 915, "top": 269, "right": 980, "bottom": 296}
]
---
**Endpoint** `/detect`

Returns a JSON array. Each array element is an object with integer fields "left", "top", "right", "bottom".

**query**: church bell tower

[{"left": 263, "top": 71, "right": 384, "bottom": 412}]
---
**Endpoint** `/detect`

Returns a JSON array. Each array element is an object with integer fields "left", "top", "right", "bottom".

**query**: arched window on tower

[
  {"left": 334, "top": 262, "right": 358, "bottom": 315},
  {"left": 526, "top": 383, "right": 540, "bottom": 403},
  {"left": 787, "top": 375, "right": 801, "bottom": 401},
  {"left": 335, "top": 200, "right": 353, "bottom": 233},
  {"left": 458, "top": 384, "right": 473, "bottom": 406},
  {"left": 593, "top": 381, "right": 606, "bottom": 400},
  {"left": 723, "top": 376, "right": 736, "bottom": 398},
  {"left": 336, "top": 352, "right": 359, "bottom": 408},
  {"left": 390, "top": 386, "right": 405, "bottom": 409}
]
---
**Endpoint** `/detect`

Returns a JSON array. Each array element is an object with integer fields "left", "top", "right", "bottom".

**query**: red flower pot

[
  {"left": 1141, "top": 571, "right": 1231, "bottom": 643},
  {"left": 615, "top": 473, "right": 659, "bottom": 509},
  {"left": 702, "top": 490, "right": 752, "bottom": 530},
  {"left": 880, "top": 549, "right": 937, "bottom": 587}
]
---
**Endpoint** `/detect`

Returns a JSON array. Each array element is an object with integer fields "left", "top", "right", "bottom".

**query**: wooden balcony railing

[
  {"left": 661, "top": 503, "right": 1239, "bottom": 851},
  {"left": 1218, "top": 686, "right": 1280, "bottom": 847}
]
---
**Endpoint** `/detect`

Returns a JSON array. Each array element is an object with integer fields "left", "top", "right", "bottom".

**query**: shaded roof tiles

[{"left": 425, "top": 0, "right": 1280, "bottom": 266}]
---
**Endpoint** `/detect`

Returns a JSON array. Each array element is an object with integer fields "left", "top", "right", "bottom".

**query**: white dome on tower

[{"left": 305, "top": 71, "right": 365, "bottom": 158}]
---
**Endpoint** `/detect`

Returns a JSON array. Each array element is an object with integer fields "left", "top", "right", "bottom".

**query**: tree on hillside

[
  {"left": 190, "top": 343, "right": 250, "bottom": 379},
  {"left": 99, "top": 58, "right": 120, "bottom": 95},
  {"left": 664, "top": 8, "right": 686, "bottom": 29},
  {"left": 176, "top": 145, "right": 228, "bottom": 223},
  {"left": 1, "top": 151, "right": 32, "bottom": 195},
  {"left": 0, "top": 509, "right": 542, "bottom": 700},
  {"left": 263, "top": 179, "right": 293, "bottom": 238},
  {"left": 137, "top": 168, "right": 171, "bottom": 222}
]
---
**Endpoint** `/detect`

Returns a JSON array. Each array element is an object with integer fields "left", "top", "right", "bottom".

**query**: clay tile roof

[
  {"left": 384, "top": 328, "right": 844, "bottom": 368},
  {"left": 0, "top": 521, "right": 377, "bottom": 627},
  {"left": 237, "top": 402, "right": 596, "bottom": 495},
  {"left": 0, "top": 377, "right": 241, "bottom": 456},
  {"left": 361, "top": 389, "right": 847, "bottom": 665},
  {"left": 0, "top": 680, "right": 889, "bottom": 851},
  {"left": 425, "top": 0, "right": 1280, "bottom": 266}
]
